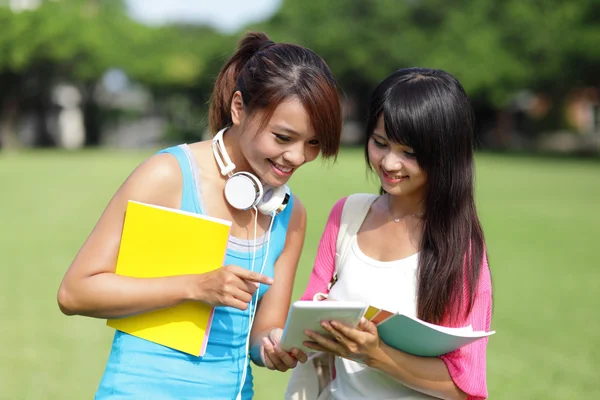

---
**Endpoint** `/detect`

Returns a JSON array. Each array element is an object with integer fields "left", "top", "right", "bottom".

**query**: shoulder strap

[
  {"left": 179, "top": 144, "right": 207, "bottom": 214},
  {"left": 329, "top": 193, "right": 378, "bottom": 290},
  {"left": 156, "top": 145, "right": 202, "bottom": 214}
]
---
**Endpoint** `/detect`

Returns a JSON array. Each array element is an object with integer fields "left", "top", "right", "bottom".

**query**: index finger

[
  {"left": 271, "top": 343, "right": 298, "bottom": 369},
  {"left": 328, "top": 320, "right": 363, "bottom": 341},
  {"left": 230, "top": 266, "right": 274, "bottom": 285}
]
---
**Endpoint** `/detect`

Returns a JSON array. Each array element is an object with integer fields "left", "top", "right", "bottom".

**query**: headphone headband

[{"left": 212, "top": 128, "right": 236, "bottom": 176}]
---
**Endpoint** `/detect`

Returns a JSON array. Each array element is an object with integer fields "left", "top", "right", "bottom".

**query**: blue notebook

[{"left": 377, "top": 313, "right": 495, "bottom": 357}]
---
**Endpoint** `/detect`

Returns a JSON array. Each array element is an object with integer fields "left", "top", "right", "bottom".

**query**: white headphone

[{"left": 211, "top": 127, "right": 291, "bottom": 216}]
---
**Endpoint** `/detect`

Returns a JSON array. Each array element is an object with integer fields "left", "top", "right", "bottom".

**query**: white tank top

[{"left": 327, "top": 237, "right": 436, "bottom": 399}]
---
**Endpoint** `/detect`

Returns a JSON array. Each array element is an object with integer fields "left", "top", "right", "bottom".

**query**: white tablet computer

[{"left": 280, "top": 300, "right": 368, "bottom": 352}]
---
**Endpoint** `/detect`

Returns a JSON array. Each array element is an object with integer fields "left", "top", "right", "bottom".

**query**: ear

[{"left": 230, "top": 91, "right": 245, "bottom": 127}]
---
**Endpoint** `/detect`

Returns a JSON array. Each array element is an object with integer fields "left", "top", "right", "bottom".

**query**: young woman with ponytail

[{"left": 57, "top": 32, "right": 343, "bottom": 399}]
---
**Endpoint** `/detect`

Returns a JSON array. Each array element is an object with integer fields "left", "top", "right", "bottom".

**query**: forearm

[
  {"left": 249, "top": 324, "right": 283, "bottom": 367},
  {"left": 367, "top": 344, "right": 466, "bottom": 400},
  {"left": 249, "top": 329, "right": 269, "bottom": 367},
  {"left": 58, "top": 273, "right": 193, "bottom": 319}
]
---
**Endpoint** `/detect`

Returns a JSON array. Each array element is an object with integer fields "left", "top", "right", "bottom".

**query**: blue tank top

[{"left": 95, "top": 144, "right": 294, "bottom": 399}]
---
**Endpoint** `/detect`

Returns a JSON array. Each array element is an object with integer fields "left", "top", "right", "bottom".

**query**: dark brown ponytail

[{"left": 209, "top": 32, "right": 269, "bottom": 134}]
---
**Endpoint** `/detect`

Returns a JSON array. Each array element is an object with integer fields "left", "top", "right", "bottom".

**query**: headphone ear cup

[
  {"left": 224, "top": 172, "right": 263, "bottom": 210},
  {"left": 257, "top": 184, "right": 291, "bottom": 216}
]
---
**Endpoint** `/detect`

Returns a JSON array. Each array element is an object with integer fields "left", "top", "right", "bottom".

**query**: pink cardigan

[{"left": 301, "top": 197, "right": 492, "bottom": 400}]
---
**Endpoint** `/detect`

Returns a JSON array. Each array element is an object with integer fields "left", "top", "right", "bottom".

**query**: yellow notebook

[{"left": 106, "top": 200, "right": 231, "bottom": 356}]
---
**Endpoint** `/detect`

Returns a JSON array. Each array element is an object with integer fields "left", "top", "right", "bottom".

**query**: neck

[{"left": 387, "top": 192, "right": 425, "bottom": 218}]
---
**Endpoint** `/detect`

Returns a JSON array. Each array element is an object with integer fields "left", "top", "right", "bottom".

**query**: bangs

[
  {"left": 375, "top": 72, "right": 468, "bottom": 170},
  {"left": 300, "top": 78, "right": 342, "bottom": 159},
  {"left": 382, "top": 79, "right": 438, "bottom": 156}
]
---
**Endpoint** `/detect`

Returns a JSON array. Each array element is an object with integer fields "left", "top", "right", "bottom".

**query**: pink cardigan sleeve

[
  {"left": 440, "top": 253, "right": 493, "bottom": 400},
  {"left": 300, "top": 197, "right": 347, "bottom": 301}
]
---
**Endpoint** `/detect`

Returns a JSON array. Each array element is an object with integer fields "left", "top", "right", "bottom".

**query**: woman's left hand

[
  {"left": 303, "top": 317, "right": 382, "bottom": 364},
  {"left": 260, "top": 328, "right": 308, "bottom": 372}
]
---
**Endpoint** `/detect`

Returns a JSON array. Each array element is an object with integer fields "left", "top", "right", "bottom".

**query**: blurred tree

[
  {"left": 0, "top": 0, "right": 234, "bottom": 148},
  {"left": 253, "top": 0, "right": 600, "bottom": 142},
  {"left": 1, "top": 0, "right": 597, "bottom": 148},
  {"left": 0, "top": 0, "right": 144, "bottom": 147},
  {"left": 138, "top": 24, "right": 236, "bottom": 143}
]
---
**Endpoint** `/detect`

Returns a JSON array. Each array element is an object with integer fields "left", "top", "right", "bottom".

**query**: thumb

[
  {"left": 268, "top": 328, "right": 283, "bottom": 345},
  {"left": 360, "top": 317, "right": 378, "bottom": 334}
]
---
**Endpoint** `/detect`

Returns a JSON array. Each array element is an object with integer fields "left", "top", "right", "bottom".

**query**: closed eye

[
  {"left": 274, "top": 133, "right": 291, "bottom": 143},
  {"left": 372, "top": 137, "right": 387, "bottom": 148}
]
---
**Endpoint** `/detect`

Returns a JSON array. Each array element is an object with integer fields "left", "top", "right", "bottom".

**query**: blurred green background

[
  {"left": 2, "top": 149, "right": 599, "bottom": 399},
  {"left": 1, "top": 0, "right": 599, "bottom": 151},
  {"left": 1, "top": 0, "right": 599, "bottom": 399}
]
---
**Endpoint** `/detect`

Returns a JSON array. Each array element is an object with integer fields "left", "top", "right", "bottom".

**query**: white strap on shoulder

[{"left": 329, "top": 193, "right": 378, "bottom": 290}]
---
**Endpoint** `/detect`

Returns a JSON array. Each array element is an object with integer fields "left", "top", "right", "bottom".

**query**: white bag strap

[{"left": 329, "top": 193, "right": 378, "bottom": 291}]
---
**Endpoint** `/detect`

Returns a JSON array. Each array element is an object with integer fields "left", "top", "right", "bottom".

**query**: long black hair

[{"left": 365, "top": 67, "right": 487, "bottom": 324}]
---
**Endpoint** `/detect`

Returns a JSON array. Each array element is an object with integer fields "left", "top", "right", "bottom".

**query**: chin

[
  {"left": 252, "top": 169, "right": 284, "bottom": 187},
  {"left": 266, "top": 175, "right": 290, "bottom": 187},
  {"left": 382, "top": 183, "right": 410, "bottom": 196}
]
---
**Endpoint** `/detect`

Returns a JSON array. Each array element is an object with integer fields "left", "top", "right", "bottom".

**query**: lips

[
  {"left": 269, "top": 160, "right": 294, "bottom": 176},
  {"left": 383, "top": 170, "right": 408, "bottom": 183}
]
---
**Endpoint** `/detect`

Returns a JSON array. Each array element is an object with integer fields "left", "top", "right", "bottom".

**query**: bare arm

[
  {"left": 368, "top": 344, "right": 467, "bottom": 400},
  {"left": 307, "top": 318, "right": 466, "bottom": 400},
  {"left": 249, "top": 196, "right": 308, "bottom": 368},
  {"left": 57, "top": 153, "right": 271, "bottom": 319}
]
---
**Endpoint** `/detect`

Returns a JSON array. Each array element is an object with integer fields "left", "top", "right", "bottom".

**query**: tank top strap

[
  {"left": 156, "top": 144, "right": 203, "bottom": 214},
  {"left": 264, "top": 193, "right": 294, "bottom": 266}
]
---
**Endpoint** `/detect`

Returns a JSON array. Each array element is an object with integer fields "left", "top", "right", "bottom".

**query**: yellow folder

[{"left": 106, "top": 200, "right": 231, "bottom": 356}]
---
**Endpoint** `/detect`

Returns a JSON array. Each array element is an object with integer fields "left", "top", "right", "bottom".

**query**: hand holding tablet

[{"left": 279, "top": 300, "right": 368, "bottom": 352}]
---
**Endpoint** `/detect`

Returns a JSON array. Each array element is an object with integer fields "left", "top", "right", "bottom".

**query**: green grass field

[{"left": 1, "top": 148, "right": 599, "bottom": 400}]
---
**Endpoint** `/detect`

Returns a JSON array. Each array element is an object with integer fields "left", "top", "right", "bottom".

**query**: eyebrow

[
  {"left": 272, "top": 125, "right": 301, "bottom": 136},
  {"left": 272, "top": 124, "right": 320, "bottom": 140},
  {"left": 372, "top": 131, "right": 387, "bottom": 140}
]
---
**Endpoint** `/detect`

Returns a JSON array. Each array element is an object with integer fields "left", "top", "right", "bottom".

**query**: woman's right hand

[{"left": 190, "top": 265, "right": 274, "bottom": 310}]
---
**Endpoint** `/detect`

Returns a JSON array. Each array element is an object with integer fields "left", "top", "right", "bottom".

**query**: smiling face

[
  {"left": 234, "top": 95, "right": 321, "bottom": 187},
  {"left": 367, "top": 114, "right": 427, "bottom": 200}
]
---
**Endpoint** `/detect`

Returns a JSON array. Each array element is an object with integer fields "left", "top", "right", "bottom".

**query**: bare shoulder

[
  {"left": 289, "top": 194, "right": 307, "bottom": 228},
  {"left": 117, "top": 151, "right": 184, "bottom": 209},
  {"left": 134, "top": 152, "right": 181, "bottom": 183}
]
